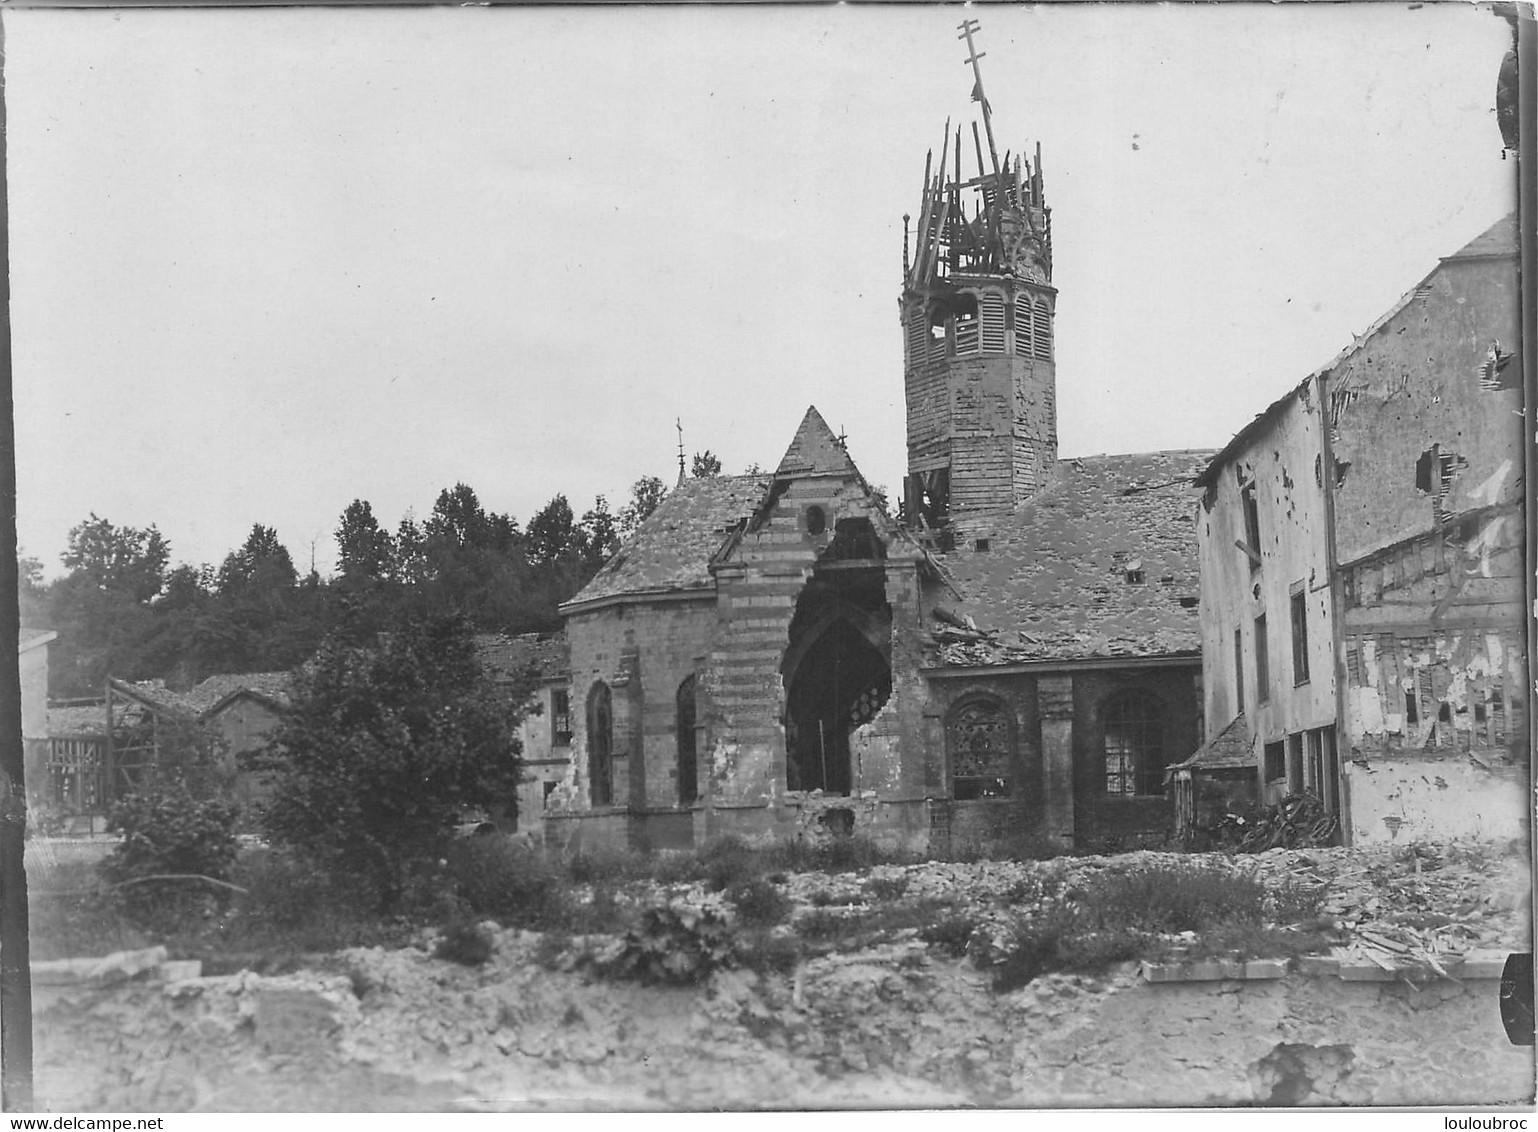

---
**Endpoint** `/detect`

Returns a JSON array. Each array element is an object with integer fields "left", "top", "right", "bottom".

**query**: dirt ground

[{"left": 30, "top": 838, "right": 1536, "bottom": 1112}]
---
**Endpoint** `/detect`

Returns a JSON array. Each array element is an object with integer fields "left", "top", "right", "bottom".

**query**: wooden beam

[{"left": 1234, "top": 539, "right": 1262, "bottom": 568}]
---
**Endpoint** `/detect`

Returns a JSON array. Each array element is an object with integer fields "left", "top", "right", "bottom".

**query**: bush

[
  {"left": 100, "top": 777, "right": 240, "bottom": 923},
  {"left": 257, "top": 614, "right": 528, "bottom": 909},
  {"left": 695, "top": 836, "right": 762, "bottom": 892},
  {"left": 1079, "top": 861, "right": 1268, "bottom": 933},
  {"left": 444, "top": 836, "right": 565, "bottom": 927},
  {"left": 727, "top": 877, "right": 792, "bottom": 927},
  {"left": 862, "top": 874, "right": 911, "bottom": 902},
  {"left": 434, "top": 919, "right": 495, "bottom": 966},
  {"left": 736, "top": 929, "right": 802, "bottom": 976},
  {"left": 594, "top": 905, "right": 736, "bottom": 985},
  {"left": 920, "top": 913, "right": 979, "bottom": 958},
  {"left": 227, "top": 849, "right": 399, "bottom": 952}
]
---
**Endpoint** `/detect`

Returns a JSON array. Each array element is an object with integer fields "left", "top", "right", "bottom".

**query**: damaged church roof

[
  {"left": 929, "top": 450, "right": 1213, "bottom": 667},
  {"left": 109, "top": 671, "right": 294, "bottom": 718},
  {"left": 474, "top": 631, "right": 568, "bottom": 685},
  {"left": 561, "top": 473, "right": 772, "bottom": 612}
]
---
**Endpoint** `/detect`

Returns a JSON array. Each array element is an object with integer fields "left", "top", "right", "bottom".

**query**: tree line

[{"left": 20, "top": 469, "right": 696, "bottom": 700}]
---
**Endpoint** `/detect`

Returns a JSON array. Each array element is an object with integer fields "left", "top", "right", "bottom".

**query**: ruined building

[
  {"left": 1190, "top": 214, "right": 1527, "bottom": 845},
  {"left": 540, "top": 27, "right": 1209, "bottom": 855}
]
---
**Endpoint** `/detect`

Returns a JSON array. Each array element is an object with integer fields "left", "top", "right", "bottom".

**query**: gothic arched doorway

[{"left": 782, "top": 612, "right": 891, "bottom": 795}]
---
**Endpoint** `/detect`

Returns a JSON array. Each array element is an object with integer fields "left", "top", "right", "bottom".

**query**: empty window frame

[
  {"left": 1290, "top": 589, "right": 1310, "bottom": 685},
  {"left": 946, "top": 697, "right": 1014, "bottom": 800},
  {"left": 1286, "top": 733, "right": 1304, "bottom": 794},
  {"left": 1254, "top": 614, "right": 1270, "bottom": 703},
  {"left": 1103, "top": 690, "right": 1165, "bottom": 796},
  {"left": 1240, "top": 481, "right": 1262, "bottom": 569},
  {"left": 676, "top": 675, "right": 699, "bottom": 805},
  {"left": 551, "top": 688, "right": 572, "bottom": 747},
  {"left": 1234, "top": 628, "right": 1245, "bottom": 715},
  {"left": 587, "top": 681, "right": 614, "bottom": 807},
  {"left": 1263, "top": 741, "right": 1286, "bottom": 783},
  {"left": 954, "top": 294, "right": 980, "bottom": 356}
]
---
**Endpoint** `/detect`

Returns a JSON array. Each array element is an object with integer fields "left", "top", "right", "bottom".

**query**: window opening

[
  {"left": 954, "top": 294, "right": 980, "bottom": 356},
  {"left": 1240, "top": 481, "right": 1262, "bottom": 569},
  {"left": 980, "top": 292, "right": 1007, "bottom": 353},
  {"left": 676, "top": 675, "right": 698, "bottom": 805},
  {"left": 587, "top": 682, "right": 613, "bottom": 807},
  {"left": 1254, "top": 615, "right": 1269, "bottom": 703},
  {"left": 1286, "top": 733, "right": 1304, "bottom": 794},
  {"left": 1290, "top": 590, "right": 1310, "bottom": 685},
  {"left": 1103, "top": 691, "right": 1165, "bottom": 796},
  {"left": 1032, "top": 298, "right": 1052, "bottom": 359},
  {"left": 1234, "top": 629, "right": 1245, "bottom": 715},
  {"left": 805, "top": 505, "right": 827, "bottom": 537},
  {"left": 1264, "top": 741, "right": 1286, "bottom": 782},
  {"left": 551, "top": 688, "right": 572, "bottom": 747},
  {"left": 947, "top": 698, "right": 1013, "bottom": 800}
]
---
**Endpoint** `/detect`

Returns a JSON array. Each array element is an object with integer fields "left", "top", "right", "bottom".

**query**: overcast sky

[{"left": 7, "top": 3, "right": 1517, "bottom": 578}]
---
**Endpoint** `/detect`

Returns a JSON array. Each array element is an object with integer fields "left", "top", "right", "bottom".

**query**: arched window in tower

[
  {"left": 676, "top": 675, "right": 698, "bottom": 805},
  {"left": 954, "top": 293, "right": 980, "bottom": 357},
  {"left": 1032, "top": 298, "right": 1053, "bottom": 360},
  {"left": 587, "top": 681, "right": 614, "bottom": 807},
  {"left": 1103, "top": 690, "right": 1164, "bottom": 796},
  {"left": 981, "top": 292, "right": 1007, "bottom": 354},
  {"left": 927, "top": 304, "right": 948, "bottom": 365},
  {"left": 1013, "top": 294, "right": 1033, "bottom": 357},
  {"left": 946, "top": 696, "right": 1015, "bottom": 800}
]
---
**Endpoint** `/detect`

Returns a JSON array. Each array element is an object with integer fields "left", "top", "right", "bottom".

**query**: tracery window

[
  {"left": 1103, "top": 690, "right": 1164, "bottom": 796},
  {"left": 946, "top": 697, "right": 1014, "bottom": 800}
]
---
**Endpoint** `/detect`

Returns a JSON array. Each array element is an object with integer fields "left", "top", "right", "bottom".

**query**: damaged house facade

[
  {"left": 543, "top": 32, "right": 1209, "bottom": 855},
  {"left": 1192, "top": 214, "right": 1528, "bottom": 846}
]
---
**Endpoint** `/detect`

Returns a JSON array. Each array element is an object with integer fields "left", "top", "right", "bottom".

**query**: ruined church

[{"left": 543, "top": 30, "right": 1209, "bottom": 854}]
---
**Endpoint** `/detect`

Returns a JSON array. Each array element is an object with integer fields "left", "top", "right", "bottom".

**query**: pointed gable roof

[
  {"left": 775, "top": 406, "right": 861, "bottom": 479},
  {"left": 1443, "top": 212, "right": 1517, "bottom": 262}
]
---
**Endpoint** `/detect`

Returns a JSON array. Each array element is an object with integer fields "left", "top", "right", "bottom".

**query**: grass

[{"left": 29, "top": 832, "right": 1333, "bottom": 992}]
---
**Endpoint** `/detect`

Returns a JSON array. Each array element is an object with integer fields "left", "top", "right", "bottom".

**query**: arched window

[
  {"left": 1103, "top": 690, "right": 1164, "bottom": 796},
  {"left": 1013, "top": 294, "right": 1032, "bottom": 356},
  {"left": 587, "top": 682, "right": 613, "bottom": 807},
  {"left": 981, "top": 292, "right": 1007, "bottom": 353},
  {"left": 676, "top": 675, "right": 698, "bottom": 805},
  {"left": 954, "top": 293, "right": 980, "bottom": 356},
  {"left": 946, "top": 697, "right": 1014, "bottom": 800},
  {"left": 905, "top": 306, "right": 928, "bottom": 370},
  {"left": 1032, "top": 298, "right": 1052, "bottom": 360}
]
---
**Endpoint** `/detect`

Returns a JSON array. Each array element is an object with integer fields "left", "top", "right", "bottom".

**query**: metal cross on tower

[{"left": 958, "top": 18, "right": 1001, "bottom": 180}]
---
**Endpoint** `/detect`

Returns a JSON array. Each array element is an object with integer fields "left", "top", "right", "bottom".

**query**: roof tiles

[{"left": 931, "top": 450, "right": 1213, "bottom": 667}]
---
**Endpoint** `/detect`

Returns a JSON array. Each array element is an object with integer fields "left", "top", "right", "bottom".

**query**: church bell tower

[{"left": 902, "top": 20, "right": 1057, "bottom": 544}]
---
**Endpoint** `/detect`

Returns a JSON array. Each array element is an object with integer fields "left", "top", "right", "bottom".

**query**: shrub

[
  {"left": 434, "top": 919, "right": 495, "bottom": 966},
  {"left": 257, "top": 614, "right": 528, "bottom": 909},
  {"left": 920, "top": 913, "right": 979, "bottom": 958},
  {"left": 695, "top": 836, "right": 762, "bottom": 892},
  {"left": 727, "top": 877, "right": 792, "bottom": 927},
  {"left": 227, "top": 848, "right": 397, "bottom": 952},
  {"left": 1079, "top": 861, "right": 1267, "bottom": 933},
  {"left": 736, "top": 929, "right": 802, "bottom": 976},
  {"left": 100, "top": 777, "right": 240, "bottom": 923},
  {"left": 594, "top": 905, "right": 736, "bottom": 985},
  {"left": 444, "top": 836, "right": 566, "bottom": 927},
  {"left": 862, "top": 874, "right": 911, "bottom": 902}
]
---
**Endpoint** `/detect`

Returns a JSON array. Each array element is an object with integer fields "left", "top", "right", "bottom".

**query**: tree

[
  {"left": 691, "top": 451, "right": 723, "bottom": 478},
  {"left": 577, "top": 496, "right": 620, "bottom": 571},
  {"left": 61, "top": 514, "right": 169, "bottom": 603},
  {"left": 256, "top": 613, "right": 528, "bottom": 906},
  {"left": 335, "top": 499, "right": 395, "bottom": 584},
  {"left": 526, "top": 495, "right": 577, "bottom": 567},
  {"left": 217, "top": 524, "right": 297, "bottom": 598},
  {"left": 618, "top": 475, "right": 667, "bottom": 536}
]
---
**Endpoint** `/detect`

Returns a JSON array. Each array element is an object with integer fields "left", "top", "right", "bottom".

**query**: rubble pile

[{"left": 33, "top": 838, "right": 1533, "bottom": 1111}]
